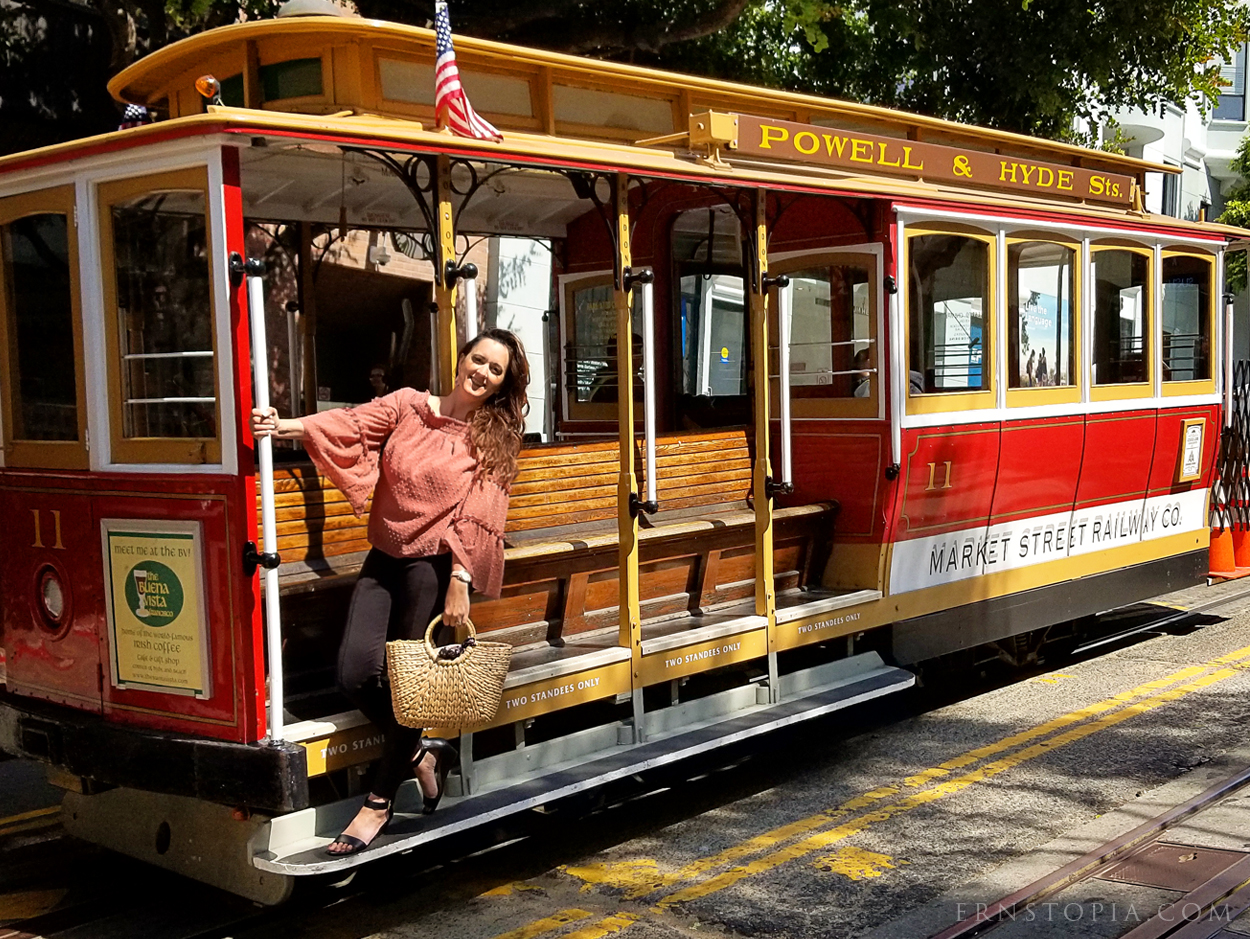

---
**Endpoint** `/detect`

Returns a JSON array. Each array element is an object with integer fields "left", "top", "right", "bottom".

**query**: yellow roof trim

[{"left": 109, "top": 16, "right": 1176, "bottom": 178}]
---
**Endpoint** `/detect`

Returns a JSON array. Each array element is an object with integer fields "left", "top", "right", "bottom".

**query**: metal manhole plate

[{"left": 1097, "top": 842, "right": 1250, "bottom": 892}]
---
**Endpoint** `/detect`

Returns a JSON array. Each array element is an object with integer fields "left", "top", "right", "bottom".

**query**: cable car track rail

[{"left": 932, "top": 767, "right": 1250, "bottom": 939}]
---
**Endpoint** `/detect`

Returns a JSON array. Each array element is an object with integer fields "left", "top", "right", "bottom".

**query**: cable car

[{"left": 0, "top": 6, "right": 1235, "bottom": 901}]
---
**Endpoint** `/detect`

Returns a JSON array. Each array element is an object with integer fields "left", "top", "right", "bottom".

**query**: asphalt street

[{"left": 7, "top": 579, "right": 1250, "bottom": 937}]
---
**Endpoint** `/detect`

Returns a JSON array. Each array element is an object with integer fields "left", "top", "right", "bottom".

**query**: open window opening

[
  {"left": 1161, "top": 253, "right": 1213, "bottom": 387},
  {"left": 907, "top": 231, "right": 993, "bottom": 410},
  {"left": 673, "top": 204, "right": 748, "bottom": 429},
  {"left": 1091, "top": 248, "right": 1150, "bottom": 390}
]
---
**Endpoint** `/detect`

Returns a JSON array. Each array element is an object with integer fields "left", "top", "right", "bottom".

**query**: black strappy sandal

[
  {"left": 325, "top": 796, "right": 393, "bottom": 856},
  {"left": 414, "top": 739, "right": 460, "bottom": 815}
]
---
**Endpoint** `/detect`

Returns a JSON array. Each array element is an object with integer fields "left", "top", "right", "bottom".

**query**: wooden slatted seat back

[
  {"left": 265, "top": 427, "right": 754, "bottom": 575},
  {"left": 507, "top": 428, "right": 752, "bottom": 539}
]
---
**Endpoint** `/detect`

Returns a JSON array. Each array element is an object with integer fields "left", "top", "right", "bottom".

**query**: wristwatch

[{"left": 451, "top": 569, "right": 473, "bottom": 587}]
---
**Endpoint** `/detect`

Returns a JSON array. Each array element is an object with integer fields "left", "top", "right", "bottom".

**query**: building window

[{"left": 1215, "top": 43, "right": 1247, "bottom": 121}]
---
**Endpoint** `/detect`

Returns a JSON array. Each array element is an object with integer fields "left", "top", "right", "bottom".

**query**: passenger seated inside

[{"left": 852, "top": 348, "right": 871, "bottom": 397}]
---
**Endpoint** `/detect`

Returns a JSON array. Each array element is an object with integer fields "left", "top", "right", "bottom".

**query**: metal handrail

[{"left": 245, "top": 268, "right": 285, "bottom": 743}]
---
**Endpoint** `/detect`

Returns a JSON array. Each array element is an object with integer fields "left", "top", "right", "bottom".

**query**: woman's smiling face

[{"left": 456, "top": 337, "right": 510, "bottom": 403}]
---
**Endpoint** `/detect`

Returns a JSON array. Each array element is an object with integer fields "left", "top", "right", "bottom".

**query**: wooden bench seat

[{"left": 263, "top": 428, "right": 836, "bottom": 651}]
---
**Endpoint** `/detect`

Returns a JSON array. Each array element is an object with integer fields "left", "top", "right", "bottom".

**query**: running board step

[{"left": 253, "top": 652, "right": 915, "bottom": 875}]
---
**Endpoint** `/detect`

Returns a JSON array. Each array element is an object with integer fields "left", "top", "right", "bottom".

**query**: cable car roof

[{"left": 106, "top": 13, "right": 1175, "bottom": 184}]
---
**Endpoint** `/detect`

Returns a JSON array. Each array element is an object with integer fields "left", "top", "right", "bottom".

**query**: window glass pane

[
  {"left": 1162, "top": 255, "right": 1212, "bottom": 382},
  {"left": 567, "top": 282, "right": 642, "bottom": 404},
  {"left": 111, "top": 189, "right": 217, "bottom": 439},
  {"left": 3, "top": 213, "right": 77, "bottom": 439},
  {"left": 785, "top": 263, "right": 873, "bottom": 398},
  {"left": 261, "top": 58, "right": 323, "bottom": 101},
  {"left": 219, "top": 73, "right": 244, "bottom": 107},
  {"left": 1216, "top": 44, "right": 1247, "bottom": 120},
  {"left": 1008, "top": 241, "right": 1075, "bottom": 388},
  {"left": 1092, "top": 250, "right": 1149, "bottom": 385},
  {"left": 908, "top": 234, "right": 989, "bottom": 393},
  {"left": 680, "top": 273, "right": 746, "bottom": 397}
]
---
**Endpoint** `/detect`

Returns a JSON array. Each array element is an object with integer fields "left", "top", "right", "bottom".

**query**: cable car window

[
  {"left": 679, "top": 273, "right": 746, "bottom": 397},
  {"left": 2, "top": 213, "right": 77, "bottom": 440},
  {"left": 908, "top": 234, "right": 990, "bottom": 393},
  {"left": 568, "top": 279, "right": 642, "bottom": 405},
  {"left": 1162, "top": 254, "right": 1212, "bottom": 382},
  {"left": 1007, "top": 241, "right": 1076, "bottom": 389},
  {"left": 784, "top": 263, "right": 872, "bottom": 398},
  {"left": 1092, "top": 249, "right": 1150, "bottom": 385},
  {"left": 108, "top": 187, "right": 218, "bottom": 445}
]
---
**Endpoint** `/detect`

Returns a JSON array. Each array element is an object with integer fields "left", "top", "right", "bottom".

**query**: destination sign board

[{"left": 733, "top": 114, "right": 1136, "bottom": 207}]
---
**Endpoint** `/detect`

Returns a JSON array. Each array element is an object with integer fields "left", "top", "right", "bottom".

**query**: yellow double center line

[{"left": 488, "top": 642, "right": 1250, "bottom": 938}]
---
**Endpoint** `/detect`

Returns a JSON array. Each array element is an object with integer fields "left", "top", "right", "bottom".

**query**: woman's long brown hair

[{"left": 461, "top": 329, "right": 530, "bottom": 485}]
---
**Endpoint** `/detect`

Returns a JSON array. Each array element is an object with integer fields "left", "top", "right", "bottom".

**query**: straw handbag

[{"left": 387, "top": 616, "right": 513, "bottom": 728}]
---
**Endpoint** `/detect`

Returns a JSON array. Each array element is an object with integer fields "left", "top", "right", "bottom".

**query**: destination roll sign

[{"left": 731, "top": 114, "right": 1136, "bottom": 207}]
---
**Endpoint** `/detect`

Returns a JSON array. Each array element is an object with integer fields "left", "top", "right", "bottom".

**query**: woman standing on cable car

[{"left": 251, "top": 329, "right": 530, "bottom": 855}]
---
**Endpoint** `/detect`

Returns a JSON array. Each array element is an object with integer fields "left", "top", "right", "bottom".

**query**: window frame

[
  {"left": 0, "top": 185, "right": 89, "bottom": 470},
  {"left": 1088, "top": 241, "right": 1154, "bottom": 402},
  {"left": 767, "top": 248, "right": 881, "bottom": 420},
  {"left": 1003, "top": 231, "right": 1082, "bottom": 408},
  {"left": 558, "top": 270, "right": 642, "bottom": 423},
  {"left": 904, "top": 224, "right": 997, "bottom": 415},
  {"left": 98, "top": 167, "right": 223, "bottom": 465},
  {"left": 1160, "top": 247, "right": 1217, "bottom": 397}
]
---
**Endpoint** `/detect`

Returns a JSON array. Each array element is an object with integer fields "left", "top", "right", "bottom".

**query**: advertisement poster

[
  {"left": 101, "top": 519, "right": 210, "bottom": 697},
  {"left": 1179, "top": 419, "right": 1205, "bottom": 482},
  {"left": 1016, "top": 285, "right": 1075, "bottom": 387}
]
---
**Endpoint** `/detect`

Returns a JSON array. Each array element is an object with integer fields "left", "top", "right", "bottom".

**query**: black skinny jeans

[{"left": 337, "top": 548, "right": 451, "bottom": 801}]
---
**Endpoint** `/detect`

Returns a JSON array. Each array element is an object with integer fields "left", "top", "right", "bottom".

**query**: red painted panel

[
  {"left": 1148, "top": 405, "right": 1221, "bottom": 497},
  {"left": 991, "top": 416, "right": 1084, "bottom": 524},
  {"left": 895, "top": 423, "right": 1001, "bottom": 538},
  {"left": 1, "top": 488, "right": 104, "bottom": 711},
  {"left": 0, "top": 470, "right": 259, "bottom": 743},
  {"left": 1075, "top": 411, "right": 1157, "bottom": 509},
  {"left": 782, "top": 422, "right": 886, "bottom": 538}
]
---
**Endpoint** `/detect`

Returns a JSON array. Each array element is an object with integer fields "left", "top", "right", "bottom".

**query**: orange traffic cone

[
  {"left": 1212, "top": 527, "right": 1236, "bottom": 574},
  {"left": 1234, "top": 527, "right": 1250, "bottom": 568}
]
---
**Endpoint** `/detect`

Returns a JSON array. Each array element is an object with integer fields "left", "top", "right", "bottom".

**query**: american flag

[{"left": 434, "top": 1, "right": 502, "bottom": 141}]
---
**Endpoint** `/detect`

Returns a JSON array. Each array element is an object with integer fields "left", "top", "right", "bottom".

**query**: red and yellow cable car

[{"left": 0, "top": 8, "right": 1236, "bottom": 900}]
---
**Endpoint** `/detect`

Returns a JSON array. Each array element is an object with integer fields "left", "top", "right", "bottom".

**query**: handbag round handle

[{"left": 424, "top": 614, "right": 478, "bottom": 660}]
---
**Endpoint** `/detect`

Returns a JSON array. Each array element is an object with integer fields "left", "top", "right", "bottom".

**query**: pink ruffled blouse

[{"left": 298, "top": 388, "right": 511, "bottom": 598}]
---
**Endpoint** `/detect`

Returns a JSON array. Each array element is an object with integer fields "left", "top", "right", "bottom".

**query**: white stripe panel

[{"left": 888, "top": 488, "right": 1207, "bottom": 594}]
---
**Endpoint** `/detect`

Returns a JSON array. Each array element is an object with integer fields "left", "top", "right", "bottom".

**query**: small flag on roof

[
  {"left": 434, "top": 1, "right": 502, "bottom": 141},
  {"left": 118, "top": 104, "right": 150, "bottom": 130}
]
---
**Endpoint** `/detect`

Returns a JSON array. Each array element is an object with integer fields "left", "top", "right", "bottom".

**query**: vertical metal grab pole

[
  {"left": 247, "top": 272, "right": 285, "bottom": 743},
  {"left": 777, "top": 278, "right": 794, "bottom": 488},
  {"left": 640, "top": 278, "right": 657, "bottom": 506},
  {"left": 463, "top": 273, "right": 478, "bottom": 335},
  {"left": 1226, "top": 292, "right": 1236, "bottom": 430}
]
